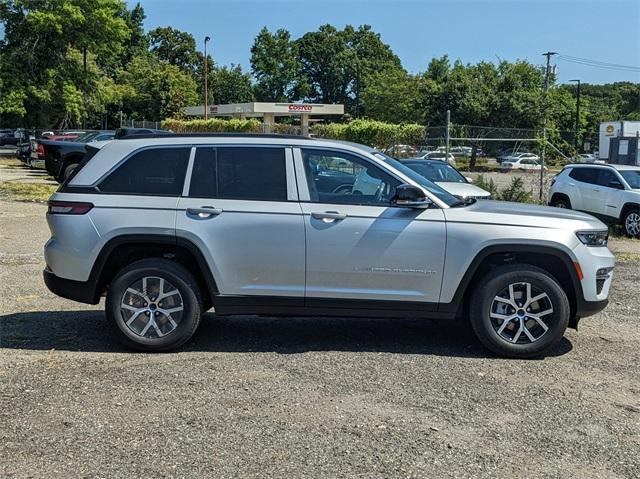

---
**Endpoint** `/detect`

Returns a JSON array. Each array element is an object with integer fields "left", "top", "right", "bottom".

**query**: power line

[
  {"left": 557, "top": 54, "right": 640, "bottom": 73},
  {"left": 559, "top": 54, "right": 640, "bottom": 70}
]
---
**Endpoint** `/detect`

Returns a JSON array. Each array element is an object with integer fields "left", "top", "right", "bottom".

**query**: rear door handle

[
  {"left": 187, "top": 206, "right": 223, "bottom": 218},
  {"left": 311, "top": 211, "right": 347, "bottom": 221}
]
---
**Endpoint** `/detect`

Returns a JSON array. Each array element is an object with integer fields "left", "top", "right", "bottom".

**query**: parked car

[
  {"left": 414, "top": 151, "right": 457, "bottom": 166},
  {"left": 501, "top": 155, "right": 546, "bottom": 171},
  {"left": 42, "top": 132, "right": 83, "bottom": 142},
  {"left": 114, "top": 127, "right": 169, "bottom": 138},
  {"left": 39, "top": 130, "right": 115, "bottom": 181},
  {"left": 399, "top": 159, "right": 491, "bottom": 199},
  {"left": 43, "top": 134, "right": 613, "bottom": 358},
  {"left": 576, "top": 153, "right": 596, "bottom": 163},
  {"left": 549, "top": 163, "right": 640, "bottom": 237},
  {"left": 0, "top": 129, "right": 20, "bottom": 146},
  {"left": 496, "top": 150, "right": 538, "bottom": 164}
]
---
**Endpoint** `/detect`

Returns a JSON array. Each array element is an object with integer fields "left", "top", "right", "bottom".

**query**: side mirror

[
  {"left": 609, "top": 180, "right": 624, "bottom": 190},
  {"left": 392, "top": 184, "right": 432, "bottom": 208},
  {"left": 465, "top": 176, "right": 474, "bottom": 183}
]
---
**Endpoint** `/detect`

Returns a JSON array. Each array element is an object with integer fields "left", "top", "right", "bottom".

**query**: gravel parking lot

[{"left": 1, "top": 185, "right": 639, "bottom": 478}]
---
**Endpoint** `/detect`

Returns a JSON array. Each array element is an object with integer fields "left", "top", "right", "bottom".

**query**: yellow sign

[{"left": 605, "top": 124, "right": 615, "bottom": 136}]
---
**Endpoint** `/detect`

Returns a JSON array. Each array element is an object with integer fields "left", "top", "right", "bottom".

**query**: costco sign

[{"left": 288, "top": 104, "right": 313, "bottom": 112}]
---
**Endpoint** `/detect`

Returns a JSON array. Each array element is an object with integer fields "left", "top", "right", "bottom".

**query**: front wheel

[
  {"left": 623, "top": 209, "right": 640, "bottom": 238},
  {"left": 105, "top": 258, "right": 203, "bottom": 352},
  {"left": 550, "top": 196, "right": 571, "bottom": 209},
  {"left": 469, "top": 264, "right": 570, "bottom": 358}
]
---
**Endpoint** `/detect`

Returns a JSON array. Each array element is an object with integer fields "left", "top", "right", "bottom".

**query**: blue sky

[{"left": 129, "top": 0, "right": 640, "bottom": 85}]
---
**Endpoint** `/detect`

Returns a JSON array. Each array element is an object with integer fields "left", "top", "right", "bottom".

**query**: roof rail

[
  {"left": 118, "top": 132, "right": 310, "bottom": 140},
  {"left": 568, "top": 162, "right": 614, "bottom": 168}
]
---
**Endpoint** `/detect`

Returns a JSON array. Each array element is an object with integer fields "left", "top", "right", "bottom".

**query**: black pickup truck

[{"left": 40, "top": 131, "right": 114, "bottom": 182}]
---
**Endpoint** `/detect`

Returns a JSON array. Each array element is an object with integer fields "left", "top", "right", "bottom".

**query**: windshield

[
  {"left": 373, "top": 152, "right": 461, "bottom": 207},
  {"left": 620, "top": 170, "right": 640, "bottom": 189},
  {"left": 402, "top": 161, "right": 466, "bottom": 183},
  {"left": 74, "top": 132, "right": 98, "bottom": 143}
]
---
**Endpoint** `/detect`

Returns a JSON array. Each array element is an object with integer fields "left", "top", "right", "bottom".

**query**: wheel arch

[
  {"left": 550, "top": 192, "right": 571, "bottom": 206},
  {"left": 620, "top": 202, "right": 640, "bottom": 222},
  {"left": 88, "top": 234, "right": 218, "bottom": 307},
  {"left": 57, "top": 152, "right": 86, "bottom": 180},
  {"left": 441, "top": 244, "right": 582, "bottom": 327}
]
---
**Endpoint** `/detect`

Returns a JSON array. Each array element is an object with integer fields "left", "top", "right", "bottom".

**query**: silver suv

[{"left": 44, "top": 134, "right": 614, "bottom": 357}]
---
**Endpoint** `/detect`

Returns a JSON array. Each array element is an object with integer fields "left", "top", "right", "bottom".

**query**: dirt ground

[{"left": 1, "top": 177, "right": 639, "bottom": 478}]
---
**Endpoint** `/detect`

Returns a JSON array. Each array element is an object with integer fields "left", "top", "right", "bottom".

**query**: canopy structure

[{"left": 183, "top": 102, "right": 345, "bottom": 136}]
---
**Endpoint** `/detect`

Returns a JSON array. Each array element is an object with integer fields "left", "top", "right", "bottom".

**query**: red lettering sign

[{"left": 288, "top": 104, "right": 313, "bottom": 111}]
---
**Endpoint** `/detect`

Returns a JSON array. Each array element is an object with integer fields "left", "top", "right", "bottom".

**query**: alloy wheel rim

[
  {"left": 120, "top": 276, "right": 184, "bottom": 339},
  {"left": 490, "top": 282, "right": 554, "bottom": 344},
  {"left": 625, "top": 213, "right": 640, "bottom": 236}
]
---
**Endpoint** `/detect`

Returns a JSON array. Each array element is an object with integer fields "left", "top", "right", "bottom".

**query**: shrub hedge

[
  {"left": 161, "top": 118, "right": 426, "bottom": 149},
  {"left": 161, "top": 118, "right": 262, "bottom": 133}
]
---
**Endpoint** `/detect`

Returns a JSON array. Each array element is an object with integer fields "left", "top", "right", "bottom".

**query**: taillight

[
  {"left": 37, "top": 143, "right": 46, "bottom": 158},
  {"left": 47, "top": 200, "right": 93, "bottom": 215}
]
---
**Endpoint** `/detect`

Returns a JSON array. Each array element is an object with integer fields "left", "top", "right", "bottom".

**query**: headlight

[{"left": 576, "top": 230, "right": 608, "bottom": 247}]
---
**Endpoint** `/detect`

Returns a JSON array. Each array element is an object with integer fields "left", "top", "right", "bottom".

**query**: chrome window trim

[{"left": 182, "top": 146, "right": 197, "bottom": 197}]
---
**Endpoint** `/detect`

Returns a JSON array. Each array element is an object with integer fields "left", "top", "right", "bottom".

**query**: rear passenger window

[
  {"left": 99, "top": 147, "right": 190, "bottom": 195},
  {"left": 189, "top": 147, "right": 287, "bottom": 201},
  {"left": 568, "top": 168, "right": 597, "bottom": 184}
]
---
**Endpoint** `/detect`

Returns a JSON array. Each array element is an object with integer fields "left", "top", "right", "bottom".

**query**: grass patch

[
  {"left": 0, "top": 157, "right": 21, "bottom": 167},
  {"left": 615, "top": 252, "right": 640, "bottom": 262},
  {"left": 0, "top": 181, "right": 57, "bottom": 202}
]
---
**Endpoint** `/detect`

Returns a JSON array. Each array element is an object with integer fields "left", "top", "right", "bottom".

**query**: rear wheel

[
  {"left": 623, "top": 209, "right": 640, "bottom": 238},
  {"left": 105, "top": 258, "right": 203, "bottom": 352},
  {"left": 469, "top": 264, "right": 570, "bottom": 358},
  {"left": 62, "top": 163, "right": 78, "bottom": 182}
]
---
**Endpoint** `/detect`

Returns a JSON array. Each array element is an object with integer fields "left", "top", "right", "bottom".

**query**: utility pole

[
  {"left": 540, "top": 52, "right": 557, "bottom": 201},
  {"left": 204, "top": 36, "right": 211, "bottom": 120},
  {"left": 445, "top": 110, "right": 451, "bottom": 163},
  {"left": 570, "top": 79, "right": 581, "bottom": 151}
]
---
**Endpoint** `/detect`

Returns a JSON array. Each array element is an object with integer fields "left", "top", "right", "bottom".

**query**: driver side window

[{"left": 301, "top": 149, "right": 400, "bottom": 206}]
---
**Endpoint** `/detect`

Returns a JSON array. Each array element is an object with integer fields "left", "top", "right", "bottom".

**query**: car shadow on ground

[{"left": 0, "top": 310, "right": 573, "bottom": 359}]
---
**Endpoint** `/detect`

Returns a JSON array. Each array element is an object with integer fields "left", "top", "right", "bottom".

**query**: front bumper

[{"left": 575, "top": 298, "right": 609, "bottom": 319}]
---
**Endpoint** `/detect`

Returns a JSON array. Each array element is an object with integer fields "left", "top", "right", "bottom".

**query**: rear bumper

[{"left": 43, "top": 268, "right": 99, "bottom": 304}]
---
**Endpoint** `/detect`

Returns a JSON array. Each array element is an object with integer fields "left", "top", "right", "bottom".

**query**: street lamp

[
  {"left": 204, "top": 36, "right": 211, "bottom": 120},
  {"left": 570, "top": 79, "right": 581, "bottom": 151}
]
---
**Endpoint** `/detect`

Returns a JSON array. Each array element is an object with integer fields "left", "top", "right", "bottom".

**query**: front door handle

[
  {"left": 311, "top": 211, "right": 347, "bottom": 221},
  {"left": 187, "top": 206, "right": 223, "bottom": 218}
]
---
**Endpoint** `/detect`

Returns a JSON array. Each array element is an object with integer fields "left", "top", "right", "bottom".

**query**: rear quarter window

[
  {"left": 568, "top": 167, "right": 597, "bottom": 184},
  {"left": 99, "top": 147, "right": 190, "bottom": 195}
]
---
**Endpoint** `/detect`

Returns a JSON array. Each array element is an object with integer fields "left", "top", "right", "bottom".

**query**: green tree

[
  {"left": 211, "top": 65, "right": 255, "bottom": 105},
  {"left": 295, "top": 24, "right": 401, "bottom": 114},
  {"left": 0, "top": 0, "right": 131, "bottom": 127},
  {"left": 148, "top": 26, "right": 199, "bottom": 73},
  {"left": 250, "top": 27, "right": 301, "bottom": 102},
  {"left": 119, "top": 54, "right": 198, "bottom": 120},
  {"left": 361, "top": 69, "right": 423, "bottom": 123}
]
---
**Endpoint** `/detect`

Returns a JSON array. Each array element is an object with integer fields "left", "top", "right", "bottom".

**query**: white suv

[
  {"left": 549, "top": 164, "right": 640, "bottom": 237},
  {"left": 43, "top": 134, "right": 614, "bottom": 357}
]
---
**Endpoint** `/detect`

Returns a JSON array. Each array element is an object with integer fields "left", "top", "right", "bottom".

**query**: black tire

[
  {"left": 550, "top": 196, "right": 571, "bottom": 209},
  {"left": 622, "top": 208, "right": 640, "bottom": 238},
  {"left": 469, "top": 264, "right": 570, "bottom": 358},
  {"left": 62, "top": 163, "right": 78, "bottom": 182},
  {"left": 105, "top": 258, "right": 203, "bottom": 352},
  {"left": 332, "top": 184, "right": 353, "bottom": 194}
]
